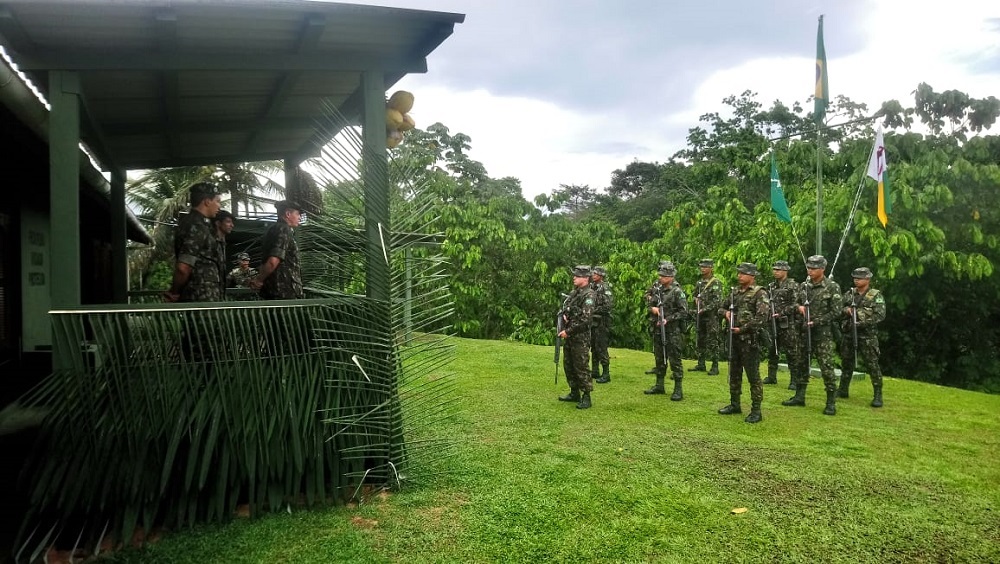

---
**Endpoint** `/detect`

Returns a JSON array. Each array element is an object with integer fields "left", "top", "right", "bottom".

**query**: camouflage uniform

[
  {"left": 766, "top": 261, "right": 804, "bottom": 389},
  {"left": 692, "top": 260, "right": 724, "bottom": 373},
  {"left": 839, "top": 267, "right": 886, "bottom": 407},
  {"left": 227, "top": 265, "right": 258, "bottom": 288},
  {"left": 173, "top": 210, "right": 223, "bottom": 302},
  {"left": 559, "top": 267, "right": 595, "bottom": 405},
  {"left": 260, "top": 219, "right": 303, "bottom": 299},
  {"left": 718, "top": 263, "right": 770, "bottom": 422},
  {"left": 648, "top": 275, "right": 687, "bottom": 386},
  {"left": 590, "top": 268, "right": 614, "bottom": 382}
]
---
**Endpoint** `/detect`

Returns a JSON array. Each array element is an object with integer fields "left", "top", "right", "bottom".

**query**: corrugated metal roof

[{"left": 0, "top": 0, "right": 464, "bottom": 171}]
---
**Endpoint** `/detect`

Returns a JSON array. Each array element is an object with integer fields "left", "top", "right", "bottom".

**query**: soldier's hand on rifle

[
  {"left": 798, "top": 305, "right": 806, "bottom": 316},
  {"left": 724, "top": 310, "right": 732, "bottom": 322},
  {"left": 650, "top": 306, "right": 660, "bottom": 317},
  {"left": 558, "top": 330, "right": 568, "bottom": 339}
]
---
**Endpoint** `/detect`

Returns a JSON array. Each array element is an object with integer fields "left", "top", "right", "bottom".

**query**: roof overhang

[{"left": 0, "top": 0, "right": 464, "bottom": 172}]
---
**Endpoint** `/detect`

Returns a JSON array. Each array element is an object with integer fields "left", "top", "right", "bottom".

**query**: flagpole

[{"left": 816, "top": 126, "right": 823, "bottom": 254}]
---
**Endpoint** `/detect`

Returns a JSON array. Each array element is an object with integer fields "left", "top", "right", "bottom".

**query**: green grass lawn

[{"left": 103, "top": 338, "right": 1000, "bottom": 563}]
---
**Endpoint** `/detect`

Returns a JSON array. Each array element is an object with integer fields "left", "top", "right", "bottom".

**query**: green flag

[
  {"left": 771, "top": 153, "right": 791, "bottom": 223},
  {"left": 814, "top": 15, "right": 828, "bottom": 124}
]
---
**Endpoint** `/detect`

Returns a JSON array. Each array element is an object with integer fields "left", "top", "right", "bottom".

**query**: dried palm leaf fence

[{"left": 13, "top": 103, "right": 456, "bottom": 561}]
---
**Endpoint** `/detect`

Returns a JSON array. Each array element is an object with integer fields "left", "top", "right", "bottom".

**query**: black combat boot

[
  {"left": 745, "top": 403, "right": 762, "bottom": 424},
  {"left": 690, "top": 362, "right": 706, "bottom": 372},
  {"left": 871, "top": 384, "right": 883, "bottom": 408},
  {"left": 576, "top": 392, "right": 592, "bottom": 409},
  {"left": 837, "top": 372, "right": 852, "bottom": 398},
  {"left": 595, "top": 364, "right": 611, "bottom": 384},
  {"left": 558, "top": 390, "right": 581, "bottom": 402},
  {"left": 782, "top": 383, "right": 806, "bottom": 406},
  {"left": 762, "top": 364, "right": 778, "bottom": 385},
  {"left": 718, "top": 394, "right": 742, "bottom": 415},
  {"left": 823, "top": 390, "right": 837, "bottom": 415},
  {"left": 644, "top": 376, "right": 666, "bottom": 395},
  {"left": 670, "top": 378, "right": 683, "bottom": 401},
  {"left": 788, "top": 379, "right": 797, "bottom": 391},
  {"left": 591, "top": 359, "right": 600, "bottom": 381},
  {"left": 644, "top": 367, "right": 658, "bottom": 375},
  {"left": 707, "top": 361, "right": 720, "bottom": 375}
]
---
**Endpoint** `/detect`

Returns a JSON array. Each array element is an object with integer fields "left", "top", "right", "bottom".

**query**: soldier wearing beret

[
  {"left": 251, "top": 200, "right": 304, "bottom": 299},
  {"left": 839, "top": 267, "right": 887, "bottom": 407},
  {"left": 590, "top": 266, "right": 615, "bottom": 383},
  {"left": 558, "top": 265, "right": 596, "bottom": 409},
  {"left": 643, "top": 262, "right": 688, "bottom": 400},
  {"left": 717, "top": 263, "right": 770, "bottom": 423},
  {"left": 691, "top": 258, "right": 724, "bottom": 375},
  {"left": 164, "top": 182, "right": 223, "bottom": 303},
  {"left": 782, "top": 254, "right": 842, "bottom": 415},
  {"left": 766, "top": 260, "right": 804, "bottom": 390}
]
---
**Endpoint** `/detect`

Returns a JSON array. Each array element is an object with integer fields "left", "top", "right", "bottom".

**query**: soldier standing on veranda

[
  {"left": 164, "top": 182, "right": 223, "bottom": 303},
  {"left": 691, "top": 258, "right": 723, "bottom": 375},
  {"left": 590, "top": 266, "right": 614, "bottom": 384},
  {"left": 227, "top": 252, "right": 258, "bottom": 288},
  {"left": 766, "top": 260, "right": 804, "bottom": 390},
  {"left": 839, "top": 267, "right": 887, "bottom": 408},
  {"left": 213, "top": 209, "right": 234, "bottom": 293},
  {"left": 717, "top": 263, "right": 770, "bottom": 423},
  {"left": 782, "top": 254, "right": 842, "bottom": 415},
  {"left": 643, "top": 262, "right": 688, "bottom": 401},
  {"left": 557, "top": 265, "right": 596, "bottom": 409},
  {"left": 250, "top": 200, "right": 304, "bottom": 300}
]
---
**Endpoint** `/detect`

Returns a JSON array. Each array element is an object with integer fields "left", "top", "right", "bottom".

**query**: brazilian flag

[{"left": 814, "top": 15, "right": 828, "bottom": 124}]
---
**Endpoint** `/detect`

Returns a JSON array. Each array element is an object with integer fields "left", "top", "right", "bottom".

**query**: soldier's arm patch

[
  {"left": 874, "top": 295, "right": 885, "bottom": 304},
  {"left": 585, "top": 298, "right": 594, "bottom": 305}
]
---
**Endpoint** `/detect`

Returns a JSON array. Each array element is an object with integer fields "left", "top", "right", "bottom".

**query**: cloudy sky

[{"left": 358, "top": 0, "right": 1000, "bottom": 199}]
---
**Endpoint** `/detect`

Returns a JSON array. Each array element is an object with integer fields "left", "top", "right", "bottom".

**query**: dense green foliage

[
  {"left": 383, "top": 85, "right": 1000, "bottom": 392},
  {"left": 100, "top": 338, "right": 1000, "bottom": 562}
]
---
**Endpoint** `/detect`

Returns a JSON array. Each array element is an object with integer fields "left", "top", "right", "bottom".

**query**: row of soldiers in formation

[{"left": 556, "top": 256, "right": 886, "bottom": 423}]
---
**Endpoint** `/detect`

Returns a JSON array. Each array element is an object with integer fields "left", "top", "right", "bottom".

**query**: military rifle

[
  {"left": 657, "top": 294, "right": 669, "bottom": 370},
  {"left": 694, "top": 293, "right": 701, "bottom": 351},
  {"left": 803, "top": 296, "right": 812, "bottom": 372},
  {"left": 768, "top": 285, "right": 779, "bottom": 356},
  {"left": 851, "top": 289, "right": 859, "bottom": 355},
  {"left": 728, "top": 288, "right": 736, "bottom": 378},
  {"left": 553, "top": 293, "right": 571, "bottom": 385}
]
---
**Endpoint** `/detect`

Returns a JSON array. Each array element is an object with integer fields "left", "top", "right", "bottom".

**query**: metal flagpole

[{"left": 816, "top": 126, "right": 823, "bottom": 254}]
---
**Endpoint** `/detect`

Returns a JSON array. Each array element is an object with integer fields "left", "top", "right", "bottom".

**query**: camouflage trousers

[
  {"left": 800, "top": 325, "right": 838, "bottom": 392},
  {"left": 563, "top": 334, "right": 593, "bottom": 393},
  {"left": 590, "top": 320, "right": 610, "bottom": 369},
  {"left": 695, "top": 315, "right": 722, "bottom": 364},
  {"left": 728, "top": 335, "right": 762, "bottom": 406},
  {"left": 840, "top": 331, "right": 882, "bottom": 386},
  {"left": 768, "top": 324, "right": 805, "bottom": 381},
  {"left": 653, "top": 327, "right": 684, "bottom": 381}
]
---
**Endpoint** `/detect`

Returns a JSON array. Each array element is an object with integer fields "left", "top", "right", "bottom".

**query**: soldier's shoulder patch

[
  {"left": 585, "top": 298, "right": 594, "bottom": 306},
  {"left": 874, "top": 294, "right": 885, "bottom": 304}
]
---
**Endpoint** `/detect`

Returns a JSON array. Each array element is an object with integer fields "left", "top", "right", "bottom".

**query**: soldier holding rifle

[
  {"left": 691, "top": 259, "right": 723, "bottom": 375},
  {"left": 766, "top": 260, "right": 805, "bottom": 390},
  {"left": 643, "top": 262, "right": 688, "bottom": 401},
  {"left": 839, "top": 267, "right": 887, "bottom": 408},
  {"left": 556, "top": 266, "right": 596, "bottom": 409},
  {"left": 716, "top": 263, "right": 770, "bottom": 423},
  {"left": 782, "top": 255, "right": 842, "bottom": 415}
]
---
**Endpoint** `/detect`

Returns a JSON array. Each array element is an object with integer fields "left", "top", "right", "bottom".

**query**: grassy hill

[{"left": 104, "top": 337, "right": 1000, "bottom": 563}]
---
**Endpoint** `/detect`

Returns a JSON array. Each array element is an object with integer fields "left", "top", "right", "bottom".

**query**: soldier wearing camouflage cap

[
  {"left": 692, "top": 258, "right": 724, "bottom": 375},
  {"left": 782, "top": 254, "right": 842, "bottom": 415},
  {"left": 644, "top": 262, "right": 688, "bottom": 400},
  {"left": 717, "top": 263, "right": 770, "bottom": 423},
  {"left": 589, "top": 266, "right": 615, "bottom": 384},
  {"left": 557, "top": 265, "right": 597, "bottom": 409},
  {"left": 227, "top": 251, "right": 258, "bottom": 289},
  {"left": 839, "top": 267, "right": 887, "bottom": 407},
  {"left": 766, "top": 260, "right": 805, "bottom": 391},
  {"left": 642, "top": 261, "right": 673, "bottom": 375}
]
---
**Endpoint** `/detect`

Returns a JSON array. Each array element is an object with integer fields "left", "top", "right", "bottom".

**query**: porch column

[
  {"left": 111, "top": 168, "right": 128, "bottom": 303},
  {"left": 361, "top": 71, "right": 389, "bottom": 303},
  {"left": 48, "top": 71, "right": 81, "bottom": 309}
]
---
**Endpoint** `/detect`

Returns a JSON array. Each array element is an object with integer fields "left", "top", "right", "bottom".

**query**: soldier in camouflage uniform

[
  {"left": 250, "top": 200, "right": 304, "bottom": 299},
  {"left": 642, "top": 261, "right": 670, "bottom": 375},
  {"left": 691, "top": 258, "right": 724, "bottom": 375},
  {"left": 164, "top": 182, "right": 223, "bottom": 303},
  {"left": 590, "top": 266, "right": 614, "bottom": 383},
  {"left": 213, "top": 209, "right": 234, "bottom": 289},
  {"left": 766, "top": 260, "right": 804, "bottom": 390},
  {"left": 782, "top": 254, "right": 842, "bottom": 415},
  {"left": 227, "top": 252, "right": 258, "bottom": 288},
  {"left": 643, "top": 262, "right": 688, "bottom": 401},
  {"left": 717, "top": 263, "right": 770, "bottom": 423},
  {"left": 557, "top": 265, "right": 596, "bottom": 409},
  {"left": 839, "top": 267, "right": 887, "bottom": 407}
]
